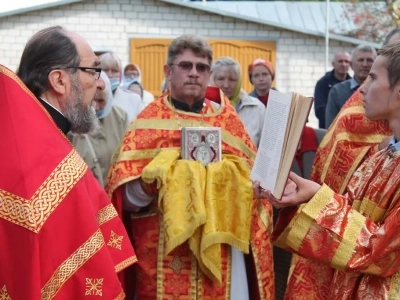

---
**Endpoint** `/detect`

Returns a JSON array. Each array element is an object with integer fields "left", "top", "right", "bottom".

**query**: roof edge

[
  {"left": 0, "top": 0, "right": 83, "bottom": 19},
  {"left": 159, "top": 0, "right": 381, "bottom": 48}
]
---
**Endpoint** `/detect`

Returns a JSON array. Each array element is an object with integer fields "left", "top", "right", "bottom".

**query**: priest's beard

[{"left": 63, "top": 74, "right": 99, "bottom": 134}]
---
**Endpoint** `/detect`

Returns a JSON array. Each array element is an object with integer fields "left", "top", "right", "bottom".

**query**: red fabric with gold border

[
  {"left": 274, "top": 148, "right": 400, "bottom": 299},
  {"left": 284, "top": 88, "right": 392, "bottom": 300},
  {"left": 107, "top": 88, "right": 274, "bottom": 299},
  {"left": 310, "top": 89, "right": 391, "bottom": 193},
  {"left": 0, "top": 65, "right": 136, "bottom": 300}
]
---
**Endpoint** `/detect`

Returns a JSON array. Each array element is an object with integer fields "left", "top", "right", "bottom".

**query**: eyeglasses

[
  {"left": 170, "top": 61, "right": 211, "bottom": 74},
  {"left": 64, "top": 67, "right": 102, "bottom": 80}
]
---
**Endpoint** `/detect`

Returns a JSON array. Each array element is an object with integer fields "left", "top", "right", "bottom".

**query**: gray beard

[{"left": 63, "top": 74, "right": 99, "bottom": 134}]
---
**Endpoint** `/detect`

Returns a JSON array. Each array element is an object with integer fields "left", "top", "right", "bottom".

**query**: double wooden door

[{"left": 129, "top": 38, "right": 276, "bottom": 97}]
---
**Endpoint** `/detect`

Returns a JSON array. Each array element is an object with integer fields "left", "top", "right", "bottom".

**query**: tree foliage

[{"left": 335, "top": 0, "right": 395, "bottom": 43}]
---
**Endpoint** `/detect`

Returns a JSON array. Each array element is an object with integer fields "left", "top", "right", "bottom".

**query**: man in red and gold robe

[
  {"left": 310, "top": 89, "right": 391, "bottom": 194},
  {"left": 255, "top": 40, "right": 400, "bottom": 299},
  {"left": 284, "top": 89, "right": 391, "bottom": 299},
  {"left": 107, "top": 34, "right": 274, "bottom": 299},
  {"left": 282, "top": 32, "right": 400, "bottom": 299},
  {"left": 0, "top": 27, "right": 136, "bottom": 299}
]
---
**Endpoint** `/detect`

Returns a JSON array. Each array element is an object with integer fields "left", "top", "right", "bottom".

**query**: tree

[{"left": 334, "top": 0, "right": 395, "bottom": 44}]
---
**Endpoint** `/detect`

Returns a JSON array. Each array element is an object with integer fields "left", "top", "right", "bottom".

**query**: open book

[{"left": 250, "top": 89, "right": 313, "bottom": 199}]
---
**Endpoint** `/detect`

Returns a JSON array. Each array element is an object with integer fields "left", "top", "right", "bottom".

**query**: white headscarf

[{"left": 122, "top": 63, "right": 142, "bottom": 89}]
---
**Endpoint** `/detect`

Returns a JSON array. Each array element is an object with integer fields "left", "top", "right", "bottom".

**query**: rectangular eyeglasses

[{"left": 64, "top": 67, "right": 102, "bottom": 80}]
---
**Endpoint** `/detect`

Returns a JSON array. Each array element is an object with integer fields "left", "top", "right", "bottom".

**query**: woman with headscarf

[
  {"left": 68, "top": 72, "right": 129, "bottom": 187},
  {"left": 127, "top": 81, "right": 144, "bottom": 99},
  {"left": 210, "top": 56, "right": 265, "bottom": 146},
  {"left": 248, "top": 58, "right": 276, "bottom": 106},
  {"left": 99, "top": 53, "right": 143, "bottom": 121},
  {"left": 123, "top": 63, "right": 155, "bottom": 107}
]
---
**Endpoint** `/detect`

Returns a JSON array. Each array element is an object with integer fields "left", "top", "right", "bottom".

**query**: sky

[{"left": 1, "top": 0, "right": 63, "bottom": 14}]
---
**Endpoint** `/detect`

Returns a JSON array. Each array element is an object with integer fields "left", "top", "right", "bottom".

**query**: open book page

[
  {"left": 275, "top": 94, "right": 313, "bottom": 197},
  {"left": 250, "top": 90, "right": 292, "bottom": 195},
  {"left": 250, "top": 90, "right": 313, "bottom": 199}
]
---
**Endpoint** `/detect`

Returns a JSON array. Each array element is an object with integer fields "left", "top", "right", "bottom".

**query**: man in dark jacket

[
  {"left": 313, "top": 51, "right": 351, "bottom": 128},
  {"left": 325, "top": 45, "right": 376, "bottom": 128}
]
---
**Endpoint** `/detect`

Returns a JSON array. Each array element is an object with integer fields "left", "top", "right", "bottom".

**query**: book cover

[{"left": 181, "top": 127, "right": 221, "bottom": 166}]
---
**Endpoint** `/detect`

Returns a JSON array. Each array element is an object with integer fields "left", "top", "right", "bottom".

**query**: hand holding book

[{"left": 253, "top": 172, "right": 321, "bottom": 208}]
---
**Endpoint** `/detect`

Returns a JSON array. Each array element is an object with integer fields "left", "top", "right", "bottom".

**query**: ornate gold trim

[
  {"left": 353, "top": 198, "right": 386, "bottom": 222},
  {"left": 119, "top": 147, "right": 180, "bottom": 162},
  {"left": 0, "top": 150, "right": 86, "bottom": 233},
  {"left": 287, "top": 185, "right": 334, "bottom": 251},
  {"left": 157, "top": 217, "right": 165, "bottom": 300},
  {"left": 331, "top": 211, "right": 365, "bottom": 270},
  {"left": 97, "top": 204, "right": 118, "bottom": 226},
  {"left": 250, "top": 239, "right": 265, "bottom": 300},
  {"left": 114, "top": 256, "right": 138, "bottom": 273},
  {"left": 320, "top": 106, "right": 363, "bottom": 147},
  {"left": 114, "top": 291, "right": 126, "bottom": 300},
  {"left": 356, "top": 198, "right": 387, "bottom": 221},
  {"left": 257, "top": 200, "right": 271, "bottom": 235},
  {"left": 225, "top": 247, "right": 232, "bottom": 300},
  {"left": 320, "top": 105, "right": 387, "bottom": 148},
  {"left": 190, "top": 254, "right": 201, "bottom": 300},
  {"left": 320, "top": 131, "right": 388, "bottom": 189},
  {"left": 41, "top": 230, "right": 105, "bottom": 300}
]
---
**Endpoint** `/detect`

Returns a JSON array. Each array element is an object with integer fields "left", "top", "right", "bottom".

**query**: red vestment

[
  {"left": 0, "top": 65, "right": 136, "bottom": 299},
  {"left": 107, "top": 88, "right": 274, "bottom": 299},
  {"left": 274, "top": 147, "right": 400, "bottom": 299},
  {"left": 283, "top": 88, "right": 392, "bottom": 299},
  {"left": 310, "top": 89, "right": 391, "bottom": 193}
]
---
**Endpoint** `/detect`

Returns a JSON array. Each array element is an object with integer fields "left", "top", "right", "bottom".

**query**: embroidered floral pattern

[
  {"left": 0, "top": 285, "right": 11, "bottom": 300},
  {"left": 107, "top": 231, "right": 123, "bottom": 250},
  {"left": 85, "top": 278, "right": 103, "bottom": 296},
  {"left": 168, "top": 256, "right": 186, "bottom": 274}
]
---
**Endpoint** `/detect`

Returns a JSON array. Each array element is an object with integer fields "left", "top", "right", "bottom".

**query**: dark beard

[{"left": 63, "top": 74, "right": 99, "bottom": 134}]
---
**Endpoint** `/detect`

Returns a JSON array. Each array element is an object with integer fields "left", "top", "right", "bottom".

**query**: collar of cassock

[{"left": 171, "top": 97, "right": 205, "bottom": 113}]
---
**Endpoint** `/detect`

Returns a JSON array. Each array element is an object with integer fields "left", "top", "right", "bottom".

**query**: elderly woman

[
  {"left": 99, "top": 52, "right": 143, "bottom": 121},
  {"left": 210, "top": 56, "right": 265, "bottom": 146},
  {"left": 68, "top": 72, "right": 129, "bottom": 187}
]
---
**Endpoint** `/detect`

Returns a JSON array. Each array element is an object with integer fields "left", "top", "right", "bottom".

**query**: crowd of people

[{"left": 2, "top": 24, "right": 400, "bottom": 300}]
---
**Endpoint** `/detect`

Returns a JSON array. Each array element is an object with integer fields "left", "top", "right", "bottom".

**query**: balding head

[{"left": 332, "top": 51, "right": 351, "bottom": 77}]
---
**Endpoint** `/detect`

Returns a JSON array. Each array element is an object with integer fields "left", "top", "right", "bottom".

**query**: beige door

[{"left": 130, "top": 38, "right": 276, "bottom": 97}]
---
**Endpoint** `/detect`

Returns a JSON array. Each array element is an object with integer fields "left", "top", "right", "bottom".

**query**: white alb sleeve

[{"left": 122, "top": 179, "right": 156, "bottom": 212}]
